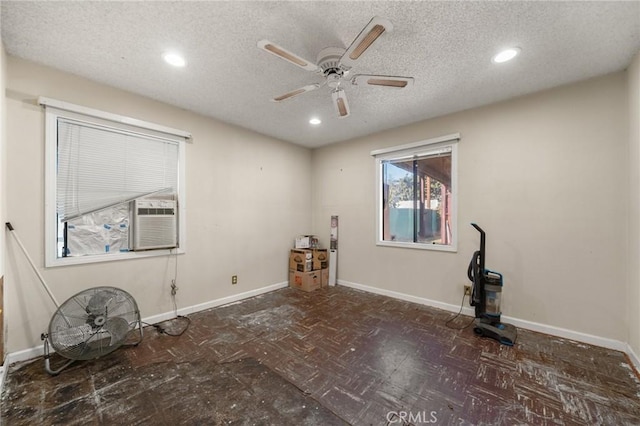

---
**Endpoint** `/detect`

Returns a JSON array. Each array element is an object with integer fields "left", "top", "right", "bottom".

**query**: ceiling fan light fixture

[
  {"left": 162, "top": 52, "right": 186, "bottom": 67},
  {"left": 337, "top": 98, "right": 348, "bottom": 116},
  {"left": 492, "top": 47, "right": 521, "bottom": 63},
  {"left": 332, "top": 89, "right": 350, "bottom": 118}
]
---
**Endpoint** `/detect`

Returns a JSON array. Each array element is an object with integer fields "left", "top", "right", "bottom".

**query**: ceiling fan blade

[
  {"left": 331, "top": 89, "right": 350, "bottom": 118},
  {"left": 272, "top": 84, "right": 321, "bottom": 102},
  {"left": 351, "top": 74, "right": 414, "bottom": 89},
  {"left": 340, "top": 16, "right": 393, "bottom": 68},
  {"left": 257, "top": 40, "right": 319, "bottom": 72}
]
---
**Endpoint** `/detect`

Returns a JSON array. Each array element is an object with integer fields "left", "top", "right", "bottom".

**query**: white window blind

[{"left": 57, "top": 118, "right": 179, "bottom": 221}]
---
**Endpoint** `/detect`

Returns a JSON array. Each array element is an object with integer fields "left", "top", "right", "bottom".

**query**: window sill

[
  {"left": 46, "top": 247, "right": 185, "bottom": 268},
  {"left": 376, "top": 240, "right": 457, "bottom": 252}
]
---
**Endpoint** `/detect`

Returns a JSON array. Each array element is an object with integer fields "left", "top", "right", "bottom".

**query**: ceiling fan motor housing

[{"left": 317, "top": 47, "right": 348, "bottom": 88}]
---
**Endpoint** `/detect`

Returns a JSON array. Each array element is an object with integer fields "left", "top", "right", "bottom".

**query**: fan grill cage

[{"left": 48, "top": 286, "right": 140, "bottom": 360}]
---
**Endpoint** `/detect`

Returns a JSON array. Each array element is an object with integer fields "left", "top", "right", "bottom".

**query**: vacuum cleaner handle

[
  {"left": 467, "top": 250, "right": 482, "bottom": 306},
  {"left": 467, "top": 251, "right": 478, "bottom": 282},
  {"left": 471, "top": 222, "right": 484, "bottom": 236}
]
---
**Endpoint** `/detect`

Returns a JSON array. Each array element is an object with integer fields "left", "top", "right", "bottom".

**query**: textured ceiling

[{"left": 2, "top": 1, "right": 639, "bottom": 148}]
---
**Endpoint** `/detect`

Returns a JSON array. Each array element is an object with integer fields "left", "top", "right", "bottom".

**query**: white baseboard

[
  {"left": 627, "top": 343, "right": 640, "bottom": 373},
  {"left": 143, "top": 281, "right": 288, "bottom": 325},
  {"left": 338, "top": 279, "right": 476, "bottom": 317},
  {"left": 501, "top": 314, "right": 628, "bottom": 352},
  {"left": 2, "top": 281, "right": 289, "bottom": 368},
  {"left": 4, "top": 345, "right": 45, "bottom": 367},
  {"left": 337, "top": 279, "right": 631, "bottom": 355}
]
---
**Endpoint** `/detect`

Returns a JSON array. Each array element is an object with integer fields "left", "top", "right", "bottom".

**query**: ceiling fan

[{"left": 257, "top": 16, "right": 414, "bottom": 119}]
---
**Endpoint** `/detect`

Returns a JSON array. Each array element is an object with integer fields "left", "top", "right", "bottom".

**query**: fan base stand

[
  {"left": 41, "top": 317, "right": 144, "bottom": 376},
  {"left": 42, "top": 336, "right": 76, "bottom": 376}
]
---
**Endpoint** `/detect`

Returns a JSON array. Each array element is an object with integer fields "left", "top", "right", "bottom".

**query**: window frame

[
  {"left": 41, "top": 97, "right": 189, "bottom": 267},
  {"left": 371, "top": 133, "right": 459, "bottom": 252}
]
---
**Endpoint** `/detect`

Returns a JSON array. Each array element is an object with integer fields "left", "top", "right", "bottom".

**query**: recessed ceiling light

[
  {"left": 163, "top": 52, "right": 186, "bottom": 67},
  {"left": 309, "top": 118, "right": 322, "bottom": 125},
  {"left": 492, "top": 47, "right": 520, "bottom": 64}
]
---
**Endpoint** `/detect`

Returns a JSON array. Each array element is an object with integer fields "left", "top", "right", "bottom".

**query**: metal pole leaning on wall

[{"left": 5, "top": 222, "right": 61, "bottom": 309}]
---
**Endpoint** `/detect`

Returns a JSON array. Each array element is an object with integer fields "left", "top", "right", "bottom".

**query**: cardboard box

[
  {"left": 311, "top": 249, "right": 329, "bottom": 270},
  {"left": 289, "top": 270, "right": 321, "bottom": 292},
  {"left": 289, "top": 249, "right": 313, "bottom": 272},
  {"left": 295, "top": 235, "right": 318, "bottom": 249},
  {"left": 320, "top": 268, "right": 329, "bottom": 288}
]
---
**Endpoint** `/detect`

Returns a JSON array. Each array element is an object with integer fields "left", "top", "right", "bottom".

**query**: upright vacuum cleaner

[{"left": 468, "top": 223, "right": 517, "bottom": 346}]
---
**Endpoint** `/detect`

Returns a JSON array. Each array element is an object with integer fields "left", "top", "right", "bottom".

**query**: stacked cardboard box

[{"left": 288, "top": 247, "right": 329, "bottom": 292}]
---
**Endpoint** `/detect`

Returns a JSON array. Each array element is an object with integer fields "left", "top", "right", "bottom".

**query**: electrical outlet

[
  {"left": 171, "top": 280, "right": 178, "bottom": 296},
  {"left": 232, "top": 275, "right": 238, "bottom": 285},
  {"left": 464, "top": 285, "right": 471, "bottom": 296}
]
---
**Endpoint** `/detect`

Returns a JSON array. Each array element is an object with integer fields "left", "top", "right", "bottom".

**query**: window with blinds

[{"left": 42, "top": 98, "right": 188, "bottom": 266}]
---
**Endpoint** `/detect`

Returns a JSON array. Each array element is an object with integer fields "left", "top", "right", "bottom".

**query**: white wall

[
  {"left": 0, "top": 27, "right": 4, "bottom": 278},
  {"left": 4, "top": 57, "right": 312, "bottom": 354},
  {"left": 628, "top": 52, "right": 640, "bottom": 359},
  {"left": 1, "top": 20, "right": 6, "bottom": 360},
  {"left": 3, "top": 54, "right": 636, "bottom": 355},
  {"left": 312, "top": 72, "right": 629, "bottom": 342}
]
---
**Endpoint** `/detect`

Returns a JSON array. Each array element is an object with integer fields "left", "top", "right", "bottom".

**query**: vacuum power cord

[{"left": 445, "top": 290, "right": 475, "bottom": 330}]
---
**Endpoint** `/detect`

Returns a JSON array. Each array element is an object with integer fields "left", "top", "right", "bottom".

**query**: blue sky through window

[{"left": 384, "top": 161, "right": 411, "bottom": 182}]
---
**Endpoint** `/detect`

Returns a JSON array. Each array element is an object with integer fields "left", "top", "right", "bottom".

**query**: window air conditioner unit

[{"left": 132, "top": 199, "right": 177, "bottom": 250}]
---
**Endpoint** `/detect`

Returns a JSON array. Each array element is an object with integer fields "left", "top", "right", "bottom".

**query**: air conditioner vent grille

[
  {"left": 133, "top": 199, "right": 177, "bottom": 251},
  {"left": 137, "top": 208, "right": 175, "bottom": 216}
]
